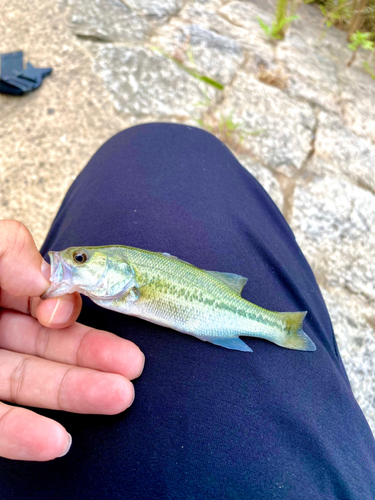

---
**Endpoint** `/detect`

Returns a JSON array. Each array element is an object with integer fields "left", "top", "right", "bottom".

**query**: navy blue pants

[{"left": 1, "top": 124, "right": 375, "bottom": 499}]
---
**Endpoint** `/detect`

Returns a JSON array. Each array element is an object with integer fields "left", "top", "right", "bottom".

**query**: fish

[{"left": 41, "top": 245, "right": 316, "bottom": 353}]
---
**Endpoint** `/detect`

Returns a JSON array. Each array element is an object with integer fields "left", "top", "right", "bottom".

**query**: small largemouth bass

[{"left": 42, "top": 245, "right": 316, "bottom": 353}]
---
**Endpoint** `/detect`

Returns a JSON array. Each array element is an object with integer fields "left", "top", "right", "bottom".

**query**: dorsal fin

[
  {"left": 161, "top": 252, "right": 178, "bottom": 259},
  {"left": 205, "top": 270, "right": 248, "bottom": 295},
  {"left": 160, "top": 252, "right": 248, "bottom": 296}
]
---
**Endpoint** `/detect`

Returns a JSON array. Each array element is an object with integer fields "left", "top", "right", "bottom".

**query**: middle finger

[
  {"left": 0, "top": 349, "right": 134, "bottom": 414},
  {"left": 0, "top": 310, "right": 144, "bottom": 380}
]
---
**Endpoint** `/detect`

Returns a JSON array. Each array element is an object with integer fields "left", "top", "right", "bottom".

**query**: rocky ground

[{"left": 1, "top": 0, "right": 375, "bottom": 433}]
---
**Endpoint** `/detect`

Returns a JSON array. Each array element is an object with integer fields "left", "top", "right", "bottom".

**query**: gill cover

[{"left": 73, "top": 249, "right": 138, "bottom": 300}]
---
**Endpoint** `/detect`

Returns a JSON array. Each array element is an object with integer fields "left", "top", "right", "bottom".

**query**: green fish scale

[
  {"left": 113, "top": 247, "right": 285, "bottom": 339},
  {"left": 45, "top": 245, "right": 315, "bottom": 351}
]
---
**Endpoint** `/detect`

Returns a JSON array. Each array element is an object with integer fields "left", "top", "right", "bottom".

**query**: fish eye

[{"left": 73, "top": 250, "right": 88, "bottom": 264}]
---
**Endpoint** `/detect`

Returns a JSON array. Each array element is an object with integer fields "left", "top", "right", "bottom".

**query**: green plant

[
  {"left": 154, "top": 43, "right": 262, "bottom": 151},
  {"left": 197, "top": 115, "right": 242, "bottom": 139},
  {"left": 320, "top": 0, "right": 353, "bottom": 29},
  {"left": 217, "top": 115, "right": 243, "bottom": 142},
  {"left": 151, "top": 45, "right": 224, "bottom": 90},
  {"left": 347, "top": 30, "right": 374, "bottom": 65},
  {"left": 316, "top": 1, "right": 375, "bottom": 73},
  {"left": 348, "top": 29, "right": 374, "bottom": 50},
  {"left": 197, "top": 114, "right": 266, "bottom": 153},
  {"left": 196, "top": 116, "right": 241, "bottom": 150},
  {"left": 257, "top": 16, "right": 298, "bottom": 40},
  {"left": 184, "top": 45, "right": 224, "bottom": 90},
  {"left": 360, "top": 3, "right": 375, "bottom": 32},
  {"left": 318, "top": 0, "right": 375, "bottom": 38},
  {"left": 257, "top": 0, "right": 299, "bottom": 40}
]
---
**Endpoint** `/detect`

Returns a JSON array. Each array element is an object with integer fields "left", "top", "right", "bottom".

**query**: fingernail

[
  {"left": 48, "top": 298, "right": 74, "bottom": 325},
  {"left": 128, "top": 382, "right": 135, "bottom": 408},
  {"left": 41, "top": 259, "right": 51, "bottom": 281},
  {"left": 59, "top": 433, "right": 72, "bottom": 458}
]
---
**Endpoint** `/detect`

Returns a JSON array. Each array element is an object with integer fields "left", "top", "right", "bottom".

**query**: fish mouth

[{"left": 41, "top": 251, "right": 75, "bottom": 299}]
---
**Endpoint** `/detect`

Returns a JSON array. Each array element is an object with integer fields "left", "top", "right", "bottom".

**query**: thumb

[{"left": 0, "top": 220, "right": 50, "bottom": 297}]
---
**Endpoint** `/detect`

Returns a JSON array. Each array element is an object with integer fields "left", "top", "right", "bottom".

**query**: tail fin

[{"left": 278, "top": 311, "right": 316, "bottom": 351}]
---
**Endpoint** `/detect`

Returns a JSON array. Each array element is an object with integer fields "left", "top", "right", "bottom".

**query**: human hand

[{"left": 0, "top": 220, "right": 145, "bottom": 461}]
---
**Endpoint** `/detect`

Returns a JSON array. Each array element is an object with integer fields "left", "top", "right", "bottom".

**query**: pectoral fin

[
  {"left": 127, "top": 287, "right": 141, "bottom": 303},
  {"left": 201, "top": 336, "right": 253, "bottom": 352}
]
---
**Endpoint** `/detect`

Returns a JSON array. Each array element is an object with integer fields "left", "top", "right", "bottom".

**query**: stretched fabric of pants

[{"left": 1, "top": 124, "right": 375, "bottom": 499}]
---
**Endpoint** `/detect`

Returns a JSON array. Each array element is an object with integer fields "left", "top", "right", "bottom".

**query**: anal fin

[{"left": 202, "top": 336, "right": 253, "bottom": 352}]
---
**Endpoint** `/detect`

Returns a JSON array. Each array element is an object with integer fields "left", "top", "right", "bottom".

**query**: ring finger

[{"left": 0, "top": 401, "right": 71, "bottom": 461}]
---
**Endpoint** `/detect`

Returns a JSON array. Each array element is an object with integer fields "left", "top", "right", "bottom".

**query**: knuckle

[
  {"left": 35, "top": 326, "right": 52, "bottom": 359},
  {"left": 9, "top": 357, "right": 30, "bottom": 404},
  {"left": 75, "top": 328, "right": 93, "bottom": 367},
  {"left": 0, "top": 220, "right": 32, "bottom": 260},
  {"left": 0, "top": 405, "right": 18, "bottom": 442},
  {"left": 57, "top": 367, "right": 74, "bottom": 411},
  {"left": 11, "top": 223, "right": 31, "bottom": 259}
]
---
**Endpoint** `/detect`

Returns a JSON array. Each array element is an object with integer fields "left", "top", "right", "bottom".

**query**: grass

[
  {"left": 318, "top": 0, "right": 375, "bottom": 37},
  {"left": 347, "top": 30, "right": 375, "bottom": 65},
  {"left": 258, "top": 14, "right": 299, "bottom": 40},
  {"left": 151, "top": 45, "right": 224, "bottom": 90},
  {"left": 197, "top": 115, "right": 266, "bottom": 153},
  {"left": 152, "top": 43, "right": 253, "bottom": 150},
  {"left": 258, "top": 0, "right": 301, "bottom": 40},
  {"left": 314, "top": 1, "right": 375, "bottom": 73},
  {"left": 258, "top": 1, "right": 375, "bottom": 40},
  {"left": 158, "top": 1, "right": 375, "bottom": 148},
  {"left": 258, "top": 1, "right": 375, "bottom": 77}
]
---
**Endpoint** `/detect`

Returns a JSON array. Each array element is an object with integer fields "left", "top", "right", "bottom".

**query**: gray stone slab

[
  {"left": 123, "top": 0, "right": 184, "bottom": 18},
  {"left": 307, "top": 112, "right": 375, "bottom": 193},
  {"left": 285, "top": 3, "right": 322, "bottom": 48},
  {"left": 180, "top": 0, "right": 275, "bottom": 61},
  {"left": 218, "top": 1, "right": 277, "bottom": 54},
  {"left": 339, "top": 66, "right": 375, "bottom": 144},
  {"left": 90, "top": 44, "right": 217, "bottom": 118},
  {"left": 68, "top": 0, "right": 151, "bottom": 42},
  {"left": 238, "top": 156, "right": 284, "bottom": 211},
  {"left": 219, "top": 0, "right": 274, "bottom": 32},
  {"left": 276, "top": 43, "right": 340, "bottom": 114},
  {"left": 321, "top": 287, "right": 375, "bottom": 435},
  {"left": 180, "top": 0, "right": 227, "bottom": 17},
  {"left": 219, "top": 74, "right": 316, "bottom": 173},
  {"left": 291, "top": 175, "right": 375, "bottom": 303},
  {"left": 151, "top": 22, "right": 244, "bottom": 86}
]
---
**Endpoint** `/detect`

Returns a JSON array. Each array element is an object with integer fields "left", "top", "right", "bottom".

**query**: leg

[{"left": 2, "top": 124, "right": 374, "bottom": 499}]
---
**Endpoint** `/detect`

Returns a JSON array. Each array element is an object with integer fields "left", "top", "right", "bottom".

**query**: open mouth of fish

[{"left": 41, "top": 251, "right": 75, "bottom": 299}]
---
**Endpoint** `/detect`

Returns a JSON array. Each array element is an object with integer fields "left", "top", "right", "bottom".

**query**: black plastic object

[{"left": 0, "top": 51, "right": 52, "bottom": 95}]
